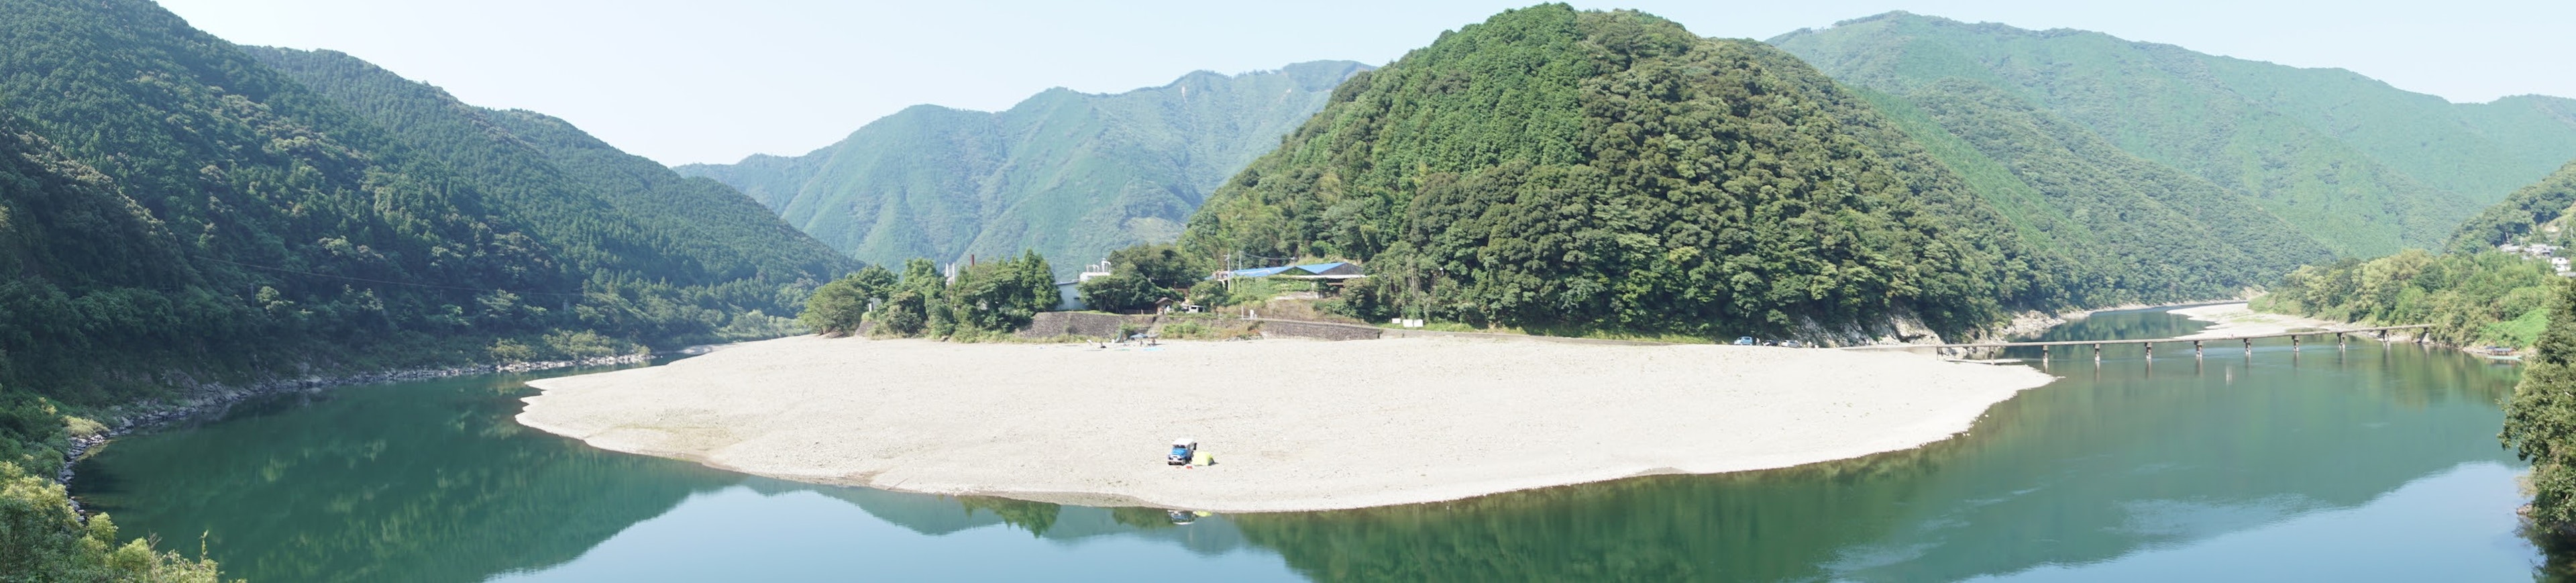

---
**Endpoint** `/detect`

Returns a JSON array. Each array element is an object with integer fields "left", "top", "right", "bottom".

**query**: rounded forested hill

[{"left": 1181, "top": 5, "right": 2064, "bottom": 339}]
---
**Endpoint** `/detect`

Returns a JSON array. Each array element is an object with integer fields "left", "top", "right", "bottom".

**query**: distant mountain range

[
  {"left": 1771, "top": 12, "right": 2576, "bottom": 258},
  {"left": 676, "top": 61, "right": 1370, "bottom": 276}
]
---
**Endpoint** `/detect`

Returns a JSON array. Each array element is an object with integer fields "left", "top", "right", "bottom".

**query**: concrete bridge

[{"left": 1841, "top": 324, "right": 2437, "bottom": 361}]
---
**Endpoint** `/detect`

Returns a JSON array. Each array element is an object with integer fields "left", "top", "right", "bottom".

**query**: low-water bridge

[{"left": 1841, "top": 325, "right": 2436, "bottom": 362}]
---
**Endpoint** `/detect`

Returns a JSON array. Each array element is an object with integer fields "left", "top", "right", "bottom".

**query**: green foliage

[
  {"left": 2505, "top": 280, "right": 2576, "bottom": 531},
  {"left": 676, "top": 62, "right": 1372, "bottom": 278},
  {"left": 1772, "top": 12, "right": 2576, "bottom": 258},
  {"left": 1183, "top": 280, "right": 1234, "bottom": 309},
  {"left": 1077, "top": 272, "right": 1170, "bottom": 314},
  {"left": 943, "top": 252, "right": 1055, "bottom": 333},
  {"left": 1075, "top": 242, "right": 1203, "bottom": 313},
  {"left": 799, "top": 265, "right": 896, "bottom": 337},
  {"left": 1106, "top": 244, "right": 1205, "bottom": 290},
  {"left": 2448, "top": 160, "right": 2576, "bottom": 252},
  {"left": 2254, "top": 250, "right": 2561, "bottom": 348},
  {"left": 0, "top": 462, "right": 229, "bottom": 582},
  {"left": 1847, "top": 81, "right": 2335, "bottom": 305},
  {"left": 1183, "top": 5, "right": 2057, "bottom": 339},
  {"left": 0, "top": 10, "right": 866, "bottom": 564}
]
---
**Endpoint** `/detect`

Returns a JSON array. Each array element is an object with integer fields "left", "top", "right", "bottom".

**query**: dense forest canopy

[
  {"left": 1182, "top": 5, "right": 2065, "bottom": 339},
  {"left": 0, "top": 0, "right": 853, "bottom": 478},
  {"left": 2256, "top": 161, "right": 2576, "bottom": 350},
  {"left": 678, "top": 61, "right": 1369, "bottom": 278},
  {"left": 1771, "top": 12, "right": 2576, "bottom": 258},
  {"left": 2449, "top": 160, "right": 2576, "bottom": 253}
]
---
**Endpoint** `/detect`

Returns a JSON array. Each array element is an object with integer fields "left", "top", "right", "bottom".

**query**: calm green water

[{"left": 74, "top": 307, "right": 2544, "bottom": 581}]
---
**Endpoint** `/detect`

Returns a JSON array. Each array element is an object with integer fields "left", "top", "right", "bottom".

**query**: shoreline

[
  {"left": 54, "top": 351, "right": 659, "bottom": 513},
  {"left": 1993, "top": 299, "right": 2253, "bottom": 340},
  {"left": 517, "top": 335, "right": 2056, "bottom": 513}
]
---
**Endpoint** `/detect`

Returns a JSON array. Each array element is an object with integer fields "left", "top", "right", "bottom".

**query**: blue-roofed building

[{"left": 1218, "top": 262, "right": 1364, "bottom": 280}]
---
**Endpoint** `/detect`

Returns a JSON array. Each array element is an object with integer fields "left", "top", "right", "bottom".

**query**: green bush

[{"left": 0, "top": 463, "right": 228, "bottom": 581}]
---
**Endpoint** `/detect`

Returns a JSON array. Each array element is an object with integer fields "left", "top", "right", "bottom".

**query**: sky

[{"left": 156, "top": 0, "right": 2576, "bottom": 167}]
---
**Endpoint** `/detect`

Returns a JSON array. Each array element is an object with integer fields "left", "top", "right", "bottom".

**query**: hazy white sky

[{"left": 156, "top": 0, "right": 2575, "bottom": 166}]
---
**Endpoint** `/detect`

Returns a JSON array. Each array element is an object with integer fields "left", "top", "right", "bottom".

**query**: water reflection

[{"left": 72, "top": 309, "right": 2540, "bottom": 582}]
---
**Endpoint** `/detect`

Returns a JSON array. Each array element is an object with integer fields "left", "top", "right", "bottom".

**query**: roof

[{"left": 1220, "top": 262, "right": 1365, "bottom": 279}]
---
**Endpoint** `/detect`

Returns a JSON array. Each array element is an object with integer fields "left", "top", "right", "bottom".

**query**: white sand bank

[
  {"left": 2171, "top": 303, "right": 2347, "bottom": 339},
  {"left": 517, "top": 335, "right": 2055, "bottom": 513}
]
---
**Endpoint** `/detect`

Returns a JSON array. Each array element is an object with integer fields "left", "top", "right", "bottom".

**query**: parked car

[
  {"left": 1733, "top": 336, "right": 1757, "bottom": 346},
  {"left": 1167, "top": 438, "right": 1198, "bottom": 466}
]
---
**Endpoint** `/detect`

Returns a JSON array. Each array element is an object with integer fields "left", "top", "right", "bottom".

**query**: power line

[{"left": 191, "top": 255, "right": 589, "bottom": 297}]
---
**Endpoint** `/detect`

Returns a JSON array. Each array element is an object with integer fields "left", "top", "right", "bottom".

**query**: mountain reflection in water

[{"left": 72, "top": 308, "right": 2542, "bottom": 582}]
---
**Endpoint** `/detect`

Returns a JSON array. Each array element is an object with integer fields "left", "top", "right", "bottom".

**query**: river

[{"left": 70, "top": 307, "right": 2544, "bottom": 581}]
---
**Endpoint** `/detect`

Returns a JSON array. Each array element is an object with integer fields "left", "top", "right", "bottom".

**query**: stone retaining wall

[
  {"left": 1258, "top": 319, "right": 1383, "bottom": 341},
  {"left": 1021, "top": 312, "right": 1147, "bottom": 339}
]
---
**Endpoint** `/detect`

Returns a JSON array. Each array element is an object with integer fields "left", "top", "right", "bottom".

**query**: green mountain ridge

[
  {"left": 0, "top": 0, "right": 851, "bottom": 474},
  {"left": 1770, "top": 11, "right": 2576, "bottom": 258},
  {"left": 2449, "top": 160, "right": 2576, "bottom": 252},
  {"left": 676, "top": 61, "right": 1370, "bottom": 276},
  {"left": 1852, "top": 78, "right": 2334, "bottom": 303},
  {"left": 1181, "top": 5, "right": 2068, "bottom": 339}
]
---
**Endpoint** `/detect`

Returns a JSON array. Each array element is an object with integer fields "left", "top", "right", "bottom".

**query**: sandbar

[
  {"left": 517, "top": 335, "right": 2055, "bottom": 513},
  {"left": 2171, "top": 303, "right": 2346, "bottom": 339}
]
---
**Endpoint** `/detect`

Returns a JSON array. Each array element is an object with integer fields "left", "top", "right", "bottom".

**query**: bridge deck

[{"left": 1841, "top": 324, "right": 2433, "bottom": 350}]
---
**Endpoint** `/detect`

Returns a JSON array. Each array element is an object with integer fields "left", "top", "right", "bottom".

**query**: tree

[
  {"left": 945, "top": 252, "right": 1057, "bottom": 333},
  {"left": 798, "top": 264, "right": 897, "bottom": 337},
  {"left": 0, "top": 462, "right": 226, "bottom": 581},
  {"left": 2506, "top": 279, "right": 2576, "bottom": 532},
  {"left": 1078, "top": 272, "right": 1169, "bottom": 314},
  {"left": 1106, "top": 244, "right": 1205, "bottom": 290}
]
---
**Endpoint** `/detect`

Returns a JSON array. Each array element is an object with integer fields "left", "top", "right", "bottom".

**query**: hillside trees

[
  {"left": 676, "top": 62, "right": 1371, "bottom": 277},
  {"left": 2449, "top": 160, "right": 2576, "bottom": 252},
  {"left": 0, "top": 461, "right": 226, "bottom": 581},
  {"left": 2505, "top": 280, "right": 2576, "bottom": 531},
  {"left": 1182, "top": 5, "right": 2059, "bottom": 339},
  {"left": 2254, "top": 251, "right": 2559, "bottom": 348}
]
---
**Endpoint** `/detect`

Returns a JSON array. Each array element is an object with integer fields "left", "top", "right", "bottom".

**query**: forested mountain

[
  {"left": 1771, "top": 12, "right": 2576, "bottom": 257},
  {"left": 2257, "top": 162, "right": 2576, "bottom": 350},
  {"left": 1853, "top": 80, "right": 2334, "bottom": 303},
  {"left": 0, "top": 0, "right": 853, "bottom": 475},
  {"left": 1181, "top": 5, "right": 2071, "bottom": 339},
  {"left": 2449, "top": 160, "right": 2576, "bottom": 252},
  {"left": 676, "top": 61, "right": 1369, "bottom": 276}
]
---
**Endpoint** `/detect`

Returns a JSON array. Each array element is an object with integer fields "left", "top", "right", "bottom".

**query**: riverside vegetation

[
  {"left": 2503, "top": 280, "right": 2576, "bottom": 560},
  {"left": 0, "top": 0, "right": 856, "bottom": 577},
  {"left": 2256, "top": 161, "right": 2576, "bottom": 349},
  {"left": 800, "top": 254, "right": 1056, "bottom": 341}
]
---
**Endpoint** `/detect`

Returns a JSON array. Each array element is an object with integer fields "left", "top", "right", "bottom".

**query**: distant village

[{"left": 2498, "top": 243, "right": 2576, "bottom": 276}]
